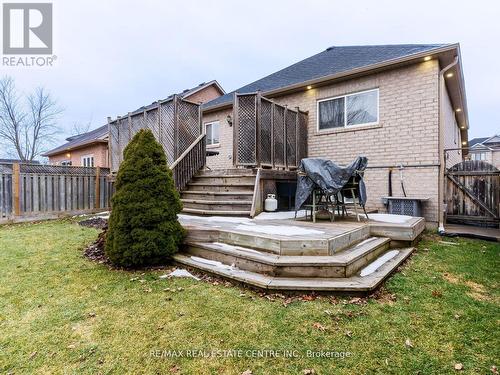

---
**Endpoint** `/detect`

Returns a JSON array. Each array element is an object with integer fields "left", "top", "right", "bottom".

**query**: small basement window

[
  {"left": 81, "top": 155, "right": 94, "bottom": 167},
  {"left": 61, "top": 160, "right": 72, "bottom": 166},
  {"left": 318, "top": 88, "right": 379, "bottom": 130},
  {"left": 205, "top": 121, "right": 220, "bottom": 146}
]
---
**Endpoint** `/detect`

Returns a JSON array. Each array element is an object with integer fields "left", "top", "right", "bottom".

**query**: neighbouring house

[
  {"left": 468, "top": 135, "right": 500, "bottom": 168},
  {"left": 199, "top": 44, "right": 469, "bottom": 227},
  {"left": 43, "top": 80, "right": 225, "bottom": 167}
]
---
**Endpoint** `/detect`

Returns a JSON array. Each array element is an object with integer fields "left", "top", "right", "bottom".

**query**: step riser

[
  {"left": 197, "top": 169, "right": 256, "bottom": 177},
  {"left": 329, "top": 226, "right": 371, "bottom": 254},
  {"left": 192, "top": 176, "right": 256, "bottom": 184},
  {"left": 181, "top": 193, "right": 253, "bottom": 201},
  {"left": 182, "top": 208, "right": 251, "bottom": 216},
  {"left": 219, "top": 231, "right": 281, "bottom": 254},
  {"left": 182, "top": 202, "right": 252, "bottom": 211},
  {"left": 186, "top": 184, "right": 255, "bottom": 193},
  {"left": 184, "top": 240, "right": 391, "bottom": 278}
]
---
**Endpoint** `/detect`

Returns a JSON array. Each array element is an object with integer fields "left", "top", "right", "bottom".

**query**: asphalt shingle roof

[
  {"left": 203, "top": 44, "right": 451, "bottom": 109},
  {"left": 42, "top": 124, "right": 108, "bottom": 156},
  {"left": 468, "top": 137, "right": 489, "bottom": 147}
]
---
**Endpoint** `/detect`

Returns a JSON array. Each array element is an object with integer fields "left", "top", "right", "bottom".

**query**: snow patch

[
  {"left": 360, "top": 250, "right": 399, "bottom": 277},
  {"left": 178, "top": 214, "right": 252, "bottom": 224},
  {"left": 160, "top": 269, "right": 200, "bottom": 280},
  {"left": 234, "top": 224, "right": 324, "bottom": 236},
  {"left": 365, "top": 213, "right": 413, "bottom": 224},
  {"left": 254, "top": 210, "right": 307, "bottom": 221},
  {"left": 212, "top": 242, "right": 263, "bottom": 254},
  {"left": 190, "top": 256, "right": 236, "bottom": 270}
]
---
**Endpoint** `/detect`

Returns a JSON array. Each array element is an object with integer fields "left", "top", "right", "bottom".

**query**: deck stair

[
  {"left": 173, "top": 216, "right": 424, "bottom": 293},
  {"left": 180, "top": 169, "right": 256, "bottom": 216}
]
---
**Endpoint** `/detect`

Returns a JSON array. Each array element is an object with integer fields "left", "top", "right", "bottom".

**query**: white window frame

[
  {"left": 205, "top": 121, "right": 220, "bottom": 147},
  {"left": 81, "top": 154, "right": 94, "bottom": 167},
  {"left": 317, "top": 88, "right": 380, "bottom": 132},
  {"left": 471, "top": 152, "right": 486, "bottom": 161}
]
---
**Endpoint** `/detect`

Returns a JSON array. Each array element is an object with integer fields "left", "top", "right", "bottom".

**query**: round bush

[{"left": 105, "top": 129, "right": 185, "bottom": 267}]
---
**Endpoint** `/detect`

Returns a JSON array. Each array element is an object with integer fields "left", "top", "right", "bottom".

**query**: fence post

[
  {"left": 95, "top": 167, "right": 101, "bottom": 209},
  {"left": 12, "top": 163, "right": 20, "bottom": 217}
]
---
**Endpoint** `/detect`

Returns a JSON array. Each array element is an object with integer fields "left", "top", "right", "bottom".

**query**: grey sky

[{"left": 2, "top": 0, "right": 499, "bottom": 158}]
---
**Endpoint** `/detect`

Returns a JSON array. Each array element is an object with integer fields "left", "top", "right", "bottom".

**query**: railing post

[
  {"left": 95, "top": 167, "right": 101, "bottom": 209},
  {"left": 173, "top": 94, "right": 179, "bottom": 160},
  {"left": 12, "top": 163, "right": 20, "bottom": 217},
  {"left": 283, "top": 105, "right": 288, "bottom": 170},
  {"left": 295, "top": 107, "right": 300, "bottom": 168},
  {"left": 271, "top": 102, "right": 275, "bottom": 169},
  {"left": 255, "top": 91, "right": 261, "bottom": 167},
  {"left": 232, "top": 93, "right": 238, "bottom": 167},
  {"left": 157, "top": 101, "right": 162, "bottom": 146},
  {"left": 127, "top": 112, "right": 132, "bottom": 141}
]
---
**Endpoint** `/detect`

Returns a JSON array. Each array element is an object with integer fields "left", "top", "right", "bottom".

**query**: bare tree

[
  {"left": 71, "top": 120, "right": 91, "bottom": 137},
  {"left": 0, "top": 76, "right": 62, "bottom": 161}
]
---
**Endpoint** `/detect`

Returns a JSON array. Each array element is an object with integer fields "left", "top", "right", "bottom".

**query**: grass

[{"left": 0, "top": 220, "right": 498, "bottom": 374}]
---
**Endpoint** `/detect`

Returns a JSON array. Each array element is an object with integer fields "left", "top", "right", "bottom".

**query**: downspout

[{"left": 438, "top": 57, "right": 458, "bottom": 234}]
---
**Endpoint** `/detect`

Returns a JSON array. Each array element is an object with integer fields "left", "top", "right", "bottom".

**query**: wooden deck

[{"left": 174, "top": 213, "right": 425, "bottom": 293}]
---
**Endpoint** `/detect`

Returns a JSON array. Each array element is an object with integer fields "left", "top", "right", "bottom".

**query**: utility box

[{"left": 382, "top": 197, "right": 429, "bottom": 217}]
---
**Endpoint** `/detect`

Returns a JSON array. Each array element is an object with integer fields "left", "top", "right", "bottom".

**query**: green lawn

[{"left": 0, "top": 220, "right": 498, "bottom": 374}]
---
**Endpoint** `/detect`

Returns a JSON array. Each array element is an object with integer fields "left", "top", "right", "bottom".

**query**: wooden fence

[
  {"left": 0, "top": 163, "right": 114, "bottom": 223},
  {"left": 233, "top": 92, "right": 308, "bottom": 169},
  {"left": 445, "top": 160, "right": 500, "bottom": 227}
]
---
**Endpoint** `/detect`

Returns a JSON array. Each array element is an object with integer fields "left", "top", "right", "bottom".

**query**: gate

[{"left": 445, "top": 160, "right": 500, "bottom": 227}]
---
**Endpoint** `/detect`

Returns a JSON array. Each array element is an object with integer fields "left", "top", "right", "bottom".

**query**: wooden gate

[{"left": 445, "top": 160, "right": 500, "bottom": 227}]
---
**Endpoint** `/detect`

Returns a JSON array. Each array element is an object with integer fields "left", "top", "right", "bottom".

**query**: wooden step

[
  {"left": 182, "top": 208, "right": 251, "bottom": 217},
  {"left": 186, "top": 182, "right": 255, "bottom": 193},
  {"left": 191, "top": 176, "right": 256, "bottom": 185},
  {"left": 196, "top": 169, "right": 256, "bottom": 177},
  {"left": 181, "top": 191, "right": 254, "bottom": 201},
  {"left": 183, "top": 237, "right": 390, "bottom": 278},
  {"left": 181, "top": 222, "right": 371, "bottom": 256},
  {"left": 172, "top": 247, "right": 414, "bottom": 293},
  {"left": 181, "top": 199, "right": 252, "bottom": 211}
]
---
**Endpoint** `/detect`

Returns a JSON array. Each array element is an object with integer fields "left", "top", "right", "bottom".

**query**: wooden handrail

[
  {"left": 170, "top": 133, "right": 205, "bottom": 169},
  {"left": 171, "top": 134, "right": 206, "bottom": 191}
]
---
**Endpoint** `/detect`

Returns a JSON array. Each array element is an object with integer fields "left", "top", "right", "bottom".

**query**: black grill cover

[{"left": 294, "top": 157, "right": 368, "bottom": 211}]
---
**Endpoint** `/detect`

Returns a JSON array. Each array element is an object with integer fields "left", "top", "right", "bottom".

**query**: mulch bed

[
  {"left": 79, "top": 217, "right": 108, "bottom": 230},
  {"left": 83, "top": 224, "right": 111, "bottom": 265}
]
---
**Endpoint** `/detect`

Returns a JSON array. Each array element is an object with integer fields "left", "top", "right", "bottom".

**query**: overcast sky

[{"left": 2, "top": 0, "right": 499, "bottom": 158}]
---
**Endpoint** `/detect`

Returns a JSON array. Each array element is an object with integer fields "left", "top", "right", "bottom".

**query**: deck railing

[
  {"left": 108, "top": 95, "right": 204, "bottom": 188},
  {"left": 233, "top": 92, "right": 308, "bottom": 169}
]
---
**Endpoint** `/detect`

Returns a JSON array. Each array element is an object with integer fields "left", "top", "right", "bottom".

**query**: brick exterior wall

[
  {"left": 204, "top": 109, "right": 234, "bottom": 170},
  {"left": 48, "top": 142, "right": 109, "bottom": 167},
  {"left": 202, "top": 60, "right": 461, "bottom": 225},
  {"left": 443, "top": 86, "right": 462, "bottom": 168},
  {"left": 186, "top": 85, "right": 223, "bottom": 104}
]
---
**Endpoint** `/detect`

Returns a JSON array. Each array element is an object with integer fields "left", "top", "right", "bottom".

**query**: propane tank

[{"left": 264, "top": 194, "right": 278, "bottom": 212}]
